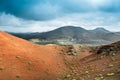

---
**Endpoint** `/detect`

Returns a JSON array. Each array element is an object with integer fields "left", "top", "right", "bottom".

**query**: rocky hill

[{"left": 9, "top": 26, "right": 120, "bottom": 45}]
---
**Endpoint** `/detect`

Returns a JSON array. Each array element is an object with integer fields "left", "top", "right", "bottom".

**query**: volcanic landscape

[{"left": 0, "top": 31, "right": 119, "bottom": 80}]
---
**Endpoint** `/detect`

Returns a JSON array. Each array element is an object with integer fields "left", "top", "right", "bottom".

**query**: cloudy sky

[{"left": 0, "top": 0, "right": 120, "bottom": 32}]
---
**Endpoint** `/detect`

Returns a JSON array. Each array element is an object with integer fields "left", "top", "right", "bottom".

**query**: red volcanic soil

[
  {"left": 0, "top": 31, "right": 120, "bottom": 80},
  {"left": 0, "top": 31, "right": 69, "bottom": 80},
  {"left": 61, "top": 42, "right": 120, "bottom": 80}
]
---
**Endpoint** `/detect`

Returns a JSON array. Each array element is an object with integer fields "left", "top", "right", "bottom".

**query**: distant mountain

[
  {"left": 115, "top": 32, "right": 120, "bottom": 35},
  {"left": 39, "top": 26, "right": 93, "bottom": 39},
  {"left": 90, "top": 27, "right": 110, "bottom": 33},
  {"left": 9, "top": 26, "right": 120, "bottom": 45},
  {"left": 10, "top": 26, "right": 93, "bottom": 40}
]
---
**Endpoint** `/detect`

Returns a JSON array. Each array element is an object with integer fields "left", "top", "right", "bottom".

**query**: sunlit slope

[{"left": 0, "top": 31, "right": 68, "bottom": 80}]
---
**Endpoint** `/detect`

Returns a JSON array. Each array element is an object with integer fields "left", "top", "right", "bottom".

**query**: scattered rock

[
  {"left": 16, "top": 74, "right": 21, "bottom": 78},
  {"left": 0, "top": 57, "right": 2, "bottom": 61},
  {"left": 85, "top": 71, "right": 89, "bottom": 74},
  {"left": 106, "top": 73, "right": 115, "bottom": 76},
  {"left": 117, "top": 69, "right": 120, "bottom": 73},
  {"left": 94, "top": 77, "right": 103, "bottom": 80},
  {"left": 0, "top": 67, "right": 4, "bottom": 71},
  {"left": 16, "top": 56, "right": 21, "bottom": 59},
  {"left": 66, "top": 74, "right": 71, "bottom": 78},
  {"left": 108, "top": 64, "right": 114, "bottom": 68},
  {"left": 79, "top": 77, "right": 85, "bottom": 80},
  {"left": 28, "top": 62, "right": 32, "bottom": 65}
]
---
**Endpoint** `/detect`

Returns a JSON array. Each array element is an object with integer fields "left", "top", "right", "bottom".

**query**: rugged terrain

[
  {"left": 10, "top": 26, "right": 120, "bottom": 45},
  {"left": 0, "top": 31, "right": 120, "bottom": 80},
  {"left": 0, "top": 31, "right": 68, "bottom": 80}
]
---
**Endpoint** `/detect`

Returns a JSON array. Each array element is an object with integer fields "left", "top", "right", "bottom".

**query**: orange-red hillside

[
  {"left": 0, "top": 31, "right": 120, "bottom": 80},
  {"left": 0, "top": 31, "right": 68, "bottom": 80}
]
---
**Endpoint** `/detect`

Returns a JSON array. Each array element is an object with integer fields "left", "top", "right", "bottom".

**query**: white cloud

[
  {"left": 0, "top": 13, "right": 21, "bottom": 26},
  {"left": 0, "top": 12, "right": 120, "bottom": 32}
]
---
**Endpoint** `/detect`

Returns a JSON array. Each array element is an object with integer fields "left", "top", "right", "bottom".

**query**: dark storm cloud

[
  {"left": 0, "top": 0, "right": 120, "bottom": 20},
  {"left": 99, "top": 0, "right": 120, "bottom": 12},
  {"left": 0, "top": 0, "right": 120, "bottom": 32}
]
